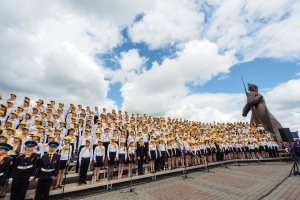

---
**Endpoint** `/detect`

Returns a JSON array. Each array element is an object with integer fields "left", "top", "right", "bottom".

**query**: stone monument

[{"left": 242, "top": 83, "right": 283, "bottom": 142}]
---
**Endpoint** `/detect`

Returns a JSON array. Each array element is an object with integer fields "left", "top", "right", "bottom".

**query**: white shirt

[
  {"left": 118, "top": 146, "right": 127, "bottom": 160},
  {"left": 127, "top": 146, "right": 136, "bottom": 155},
  {"left": 107, "top": 143, "right": 119, "bottom": 157},
  {"left": 159, "top": 144, "right": 166, "bottom": 151},
  {"left": 79, "top": 146, "right": 93, "bottom": 162},
  {"left": 79, "top": 134, "right": 92, "bottom": 146},
  {"left": 59, "top": 144, "right": 72, "bottom": 160},
  {"left": 93, "top": 145, "right": 105, "bottom": 160},
  {"left": 148, "top": 144, "right": 157, "bottom": 157}
]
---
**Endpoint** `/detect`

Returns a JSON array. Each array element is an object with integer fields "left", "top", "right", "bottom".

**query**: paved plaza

[{"left": 75, "top": 162, "right": 300, "bottom": 200}]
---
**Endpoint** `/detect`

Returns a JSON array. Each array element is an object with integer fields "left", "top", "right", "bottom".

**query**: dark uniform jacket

[
  {"left": 136, "top": 143, "right": 147, "bottom": 157},
  {"left": 35, "top": 154, "right": 61, "bottom": 180},
  {"left": 10, "top": 153, "right": 39, "bottom": 179},
  {"left": 0, "top": 156, "right": 13, "bottom": 187}
]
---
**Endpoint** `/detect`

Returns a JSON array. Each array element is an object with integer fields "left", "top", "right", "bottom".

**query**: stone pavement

[{"left": 67, "top": 162, "right": 300, "bottom": 200}]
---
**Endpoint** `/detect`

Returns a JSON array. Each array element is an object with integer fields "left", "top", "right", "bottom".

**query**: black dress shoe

[
  {"left": 83, "top": 181, "right": 87, "bottom": 184},
  {"left": 79, "top": 182, "right": 82, "bottom": 185}
]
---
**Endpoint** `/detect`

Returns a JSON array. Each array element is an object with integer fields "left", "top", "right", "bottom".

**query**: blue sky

[{"left": 106, "top": 28, "right": 300, "bottom": 108}]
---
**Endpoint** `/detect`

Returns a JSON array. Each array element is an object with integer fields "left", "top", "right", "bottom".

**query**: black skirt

[
  {"left": 128, "top": 154, "right": 135, "bottom": 163},
  {"left": 172, "top": 149, "right": 176, "bottom": 155},
  {"left": 200, "top": 149, "right": 205, "bottom": 155},
  {"left": 59, "top": 160, "right": 68, "bottom": 170},
  {"left": 150, "top": 150, "right": 156, "bottom": 160},
  {"left": 176, "top": 148, "right": 181, "bottom": 157},
  {"left": 196, "top": 150, "right": 200, "bottom": 156},
  {"left": 167, "top": 149, "right": 172, "bottom": 157},
  {"left": 244, "top": 146, "right": 249, "bottom": 152},
  {"left": 119, "top": 153, "right": 126, "bottom": 164},
  {"left": 212, "top": 147, "right": 216, "bottom": 154},
  {"left": 206, "top": 148, "right": 211, "bottom": 155},
  {"left": 94, "top": 156, "right": 103, "bottom": 167},
  {"left": 108, "top": 151, "right": 116, "bottom": 165},
  {"left": 259, "top": 146, "right": 264, "bottom": 152}
]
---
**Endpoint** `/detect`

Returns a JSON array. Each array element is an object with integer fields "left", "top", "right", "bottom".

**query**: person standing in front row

[
  {"left": 34, "top": 142, "right": 61, "bottom": 200},
  {"left": 107, "top": 137, "right": 118, "bottom": 180},
  {"left": 78, "top": 140, "right": 93, "bottom": 185},
  {"left": 137, "top": 137, "right": 146, "bottom": 175},
  {"left": 0, "top": 143, "right": 14, "bottom": 198},
  {"left": 92, "top": 139, "right": 105, "bottom": 182},
  {"left": 9, "top": 141, "right": 40, "bottom": 200}
]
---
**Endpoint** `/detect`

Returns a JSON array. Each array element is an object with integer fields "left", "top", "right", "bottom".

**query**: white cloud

[
  {"left": 166, "top": 93, "right": 246, "bottom": 123},
  {"left": 0, "top": 42, "right": 114, "bottom": 108},
  {"left": 263, "top": 78, "right": 300, "bottom": 132},
  {"left": 204, "top": 0, "right": 300, "bottom": 61},
  {"left": 296, "top": 72, "right": 300, "bottom": 77},
  {"left": 128, "top": 0, "right": 204, "bottom": 49},
  {"left": 119, "top": 49, "right": 148, "bottom": 71},
  {"left": 128, "top": 0, "right": 300, "bottom": 62},
  {"left": 0, "top": 0, "right": 130, "bottom": 108},
  {"left": 120, "top": 40, "right": 237, "bottom": 115}
]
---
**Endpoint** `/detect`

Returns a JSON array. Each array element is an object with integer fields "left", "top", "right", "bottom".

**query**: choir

[{"left": 0, "top": 93, "right": 281, "bottom": 199}]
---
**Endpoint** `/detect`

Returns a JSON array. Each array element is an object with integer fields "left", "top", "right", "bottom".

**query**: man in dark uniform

[
  {"left": 137, "top": 137, "right": 146, "bottom": 175},
  {"left": 8, "top": 141, "right": 39, "bottom": 200},
  {"left": 215, "top": 141, "right": 222, "bottom": 161},
  {"left": 154, "top": 140, "right": 161, "bottom": 171},
  {"left": 34, "top": 142, "right": 61, "bottom": 200},
  {"left": 0, "top": 143, "right": 14, "bottom": 198}
]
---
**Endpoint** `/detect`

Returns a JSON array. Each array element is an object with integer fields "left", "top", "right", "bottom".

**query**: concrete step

[{"left": 1, "top": 157, "right": 289, "bottom": 200}]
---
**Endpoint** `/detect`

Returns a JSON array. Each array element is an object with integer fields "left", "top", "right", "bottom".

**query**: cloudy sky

[{"left": 1, "top": 0, "right": 300, "bottom": 131}]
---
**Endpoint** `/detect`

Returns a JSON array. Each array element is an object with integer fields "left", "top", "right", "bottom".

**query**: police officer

[
  {"left": 0, "top": 143, "right": 14, "bottom": 198},
  {"left": 9, "top": 141, "right": 40, "bottom": 200},
  {"left": 34, "top": 142, "right": 61, "bottom": 200}
]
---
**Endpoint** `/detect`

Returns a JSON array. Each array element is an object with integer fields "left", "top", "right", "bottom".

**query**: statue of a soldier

[{"left": 242, "top": 83, "right": 283, "bottom": 142}]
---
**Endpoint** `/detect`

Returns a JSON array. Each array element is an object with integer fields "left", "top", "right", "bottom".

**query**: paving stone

[{"left": 48, "top": 162, "right": 300, "bottom": 200}]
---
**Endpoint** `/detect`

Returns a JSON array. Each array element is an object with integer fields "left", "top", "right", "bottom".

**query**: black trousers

[
  {"left": 155, "top": 154, "right": 160, "bottom": 170},
  {"left": 268, "top": 148, "right": 274, "bottom": 157},
  {"left": 144, "top": 142, "right": 149, "bottom": 161},
  {"left": 34, "top": 179, "right": 53, "bottom": 200},
  {"left": 272, "top": 148, "right": 276, "bottom": 157},
  {"left": 138, "top": 156, "right": 144, "bottom": 174},
  {"left": 216, "top": 151, "right": 222, "bottom": 161},
  {"left": 275, "top": 147, "right": 279, "bottom": 157},
  {"left": 160, "top": 151, "right": 166, "bottom": 170},
  {"left": 76, "top": 145, "right": 85, "bottom": 172},
  {"left": 10, "top": 178, "right": 30, "bottom": 200},
  {"left": 79, "top": 158, "right": 90, "bottom": 183}
]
